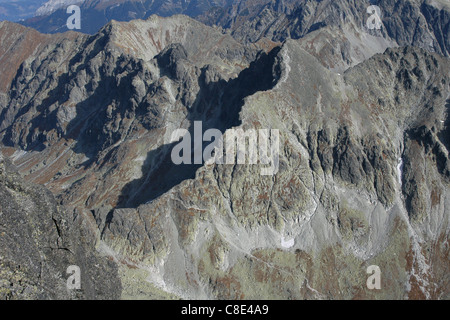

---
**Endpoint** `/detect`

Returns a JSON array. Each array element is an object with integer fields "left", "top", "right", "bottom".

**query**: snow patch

[
  {"left": 281, "top": 236, "right": 294, "bottom": 249},
  {"left": 397, "top": 158, "right": 403, "bottom": 186}
]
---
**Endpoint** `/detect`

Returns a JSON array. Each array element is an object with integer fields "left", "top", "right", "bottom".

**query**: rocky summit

[{"left": 0, "top": 0, "right": 449, "bottom": 300}]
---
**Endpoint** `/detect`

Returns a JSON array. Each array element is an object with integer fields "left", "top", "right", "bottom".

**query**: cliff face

[
  {"left": 21, "top": 0, "right": 450, "bottom": 59},
  {"left": 0, "top": 2, "right": 449, "bottom": 300}
]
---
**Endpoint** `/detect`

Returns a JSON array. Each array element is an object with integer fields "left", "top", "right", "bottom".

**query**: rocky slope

[
  {"left": 36, "top": 0, "right": 83, "bottom": 17},
  {"left": 212, "top": 0, "right": 449, "bottom": 55},
  {"left": 0, "top": 4, "right": 449, "bottom": 300},
  {"left": 0, "top": 151, "right": 121, "bottom": 299},
  {"left": 213, "top": 0, "right": 450, "bottom": 71},
  {"left": 100, "top": 42, "right": 449, "bottom": 300}
]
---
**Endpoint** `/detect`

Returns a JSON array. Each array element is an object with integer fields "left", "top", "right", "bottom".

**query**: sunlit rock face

[{"left": 0, "top": 1, "right": 449, "bottom": 300}]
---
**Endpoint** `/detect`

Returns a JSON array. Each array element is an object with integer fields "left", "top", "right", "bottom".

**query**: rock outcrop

[{"left": 0, "top": 152, "right": 121, "bottom": 299}]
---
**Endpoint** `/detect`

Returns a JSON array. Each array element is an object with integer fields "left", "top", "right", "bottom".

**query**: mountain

[
  {"left": 1, "top": 10, "right": 449, "bottom": 299},
  {"left": 17, "top": 0, "right": 450, "bottom": 75},
  {"left": 0, "top": 150, "right": 121, "bottom": 299},
  {"left": 20, "top": 0, "right": 235, "bottom": 34},
  {"left": 0, "top": 1, "right": 449, "bottom": 300},
  {"left": 36, "top": 0, "right": 83, "bottom": 17}
]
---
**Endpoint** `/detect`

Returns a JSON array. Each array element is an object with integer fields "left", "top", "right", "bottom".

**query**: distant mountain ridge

[
  {"left": 0, "top": 0, "right": 47, "bottom": 22},
  {"left": 19, "top": 0, "right": 450, "bottom": 59},
  {"left": 21, "top": 0, "right": 237, "bottom": 33},
  {"left": 36, "top": 0, "right": 83, "bottom": 16}
]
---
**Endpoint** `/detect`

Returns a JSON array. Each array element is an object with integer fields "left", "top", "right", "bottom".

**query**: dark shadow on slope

[
  {"left": 116, "top": 46, "right": 282, "bottom": 209},
  {"left": 1, "top": 30, "right": 281, "bottom": 225}
]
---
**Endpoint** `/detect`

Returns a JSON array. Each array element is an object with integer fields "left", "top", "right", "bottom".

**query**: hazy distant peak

[{"left": 35, "top": 0, "right": 84, "bottom": 16}]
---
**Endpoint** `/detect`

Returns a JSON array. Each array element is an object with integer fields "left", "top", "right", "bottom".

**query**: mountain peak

[{"left": 97, "top": 14, "right": 251, "bottom": 65}]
